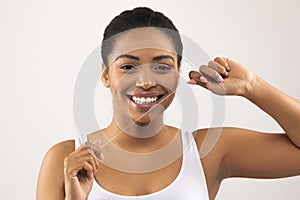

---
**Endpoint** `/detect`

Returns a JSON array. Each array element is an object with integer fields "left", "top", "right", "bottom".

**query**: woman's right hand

[{"left": 63, "top": 142, "right": 101, "bottom": 200}]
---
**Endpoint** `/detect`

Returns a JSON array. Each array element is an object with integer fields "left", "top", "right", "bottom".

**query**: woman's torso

[{"left": 73, "top": 129, "right": 215, "bottom": 200}]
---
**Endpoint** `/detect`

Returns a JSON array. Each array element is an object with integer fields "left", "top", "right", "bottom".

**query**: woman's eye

[
  {"left": 120, "top": 64, "right": 136, "bottom": 71},
  {"left": 153, "top": 64, "right": 172, "bottom": 73}
]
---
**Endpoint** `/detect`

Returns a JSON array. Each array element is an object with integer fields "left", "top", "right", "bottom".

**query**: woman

[{"left": 36, "top": 7, "right": 300, "bottom": 200}]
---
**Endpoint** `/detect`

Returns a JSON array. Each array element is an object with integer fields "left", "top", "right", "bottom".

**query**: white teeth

[{"left": 131, "top": 96, "right": 159, "bottom": 104}]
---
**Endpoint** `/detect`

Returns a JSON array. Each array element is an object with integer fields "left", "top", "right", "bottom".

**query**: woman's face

[{"left": 102, "top": 28, "right": 180, "bottom": 126}]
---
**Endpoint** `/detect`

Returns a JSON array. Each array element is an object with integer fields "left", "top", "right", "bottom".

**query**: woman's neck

[{"left": 102, "top": 120, "right": 179, "bottom": 152}]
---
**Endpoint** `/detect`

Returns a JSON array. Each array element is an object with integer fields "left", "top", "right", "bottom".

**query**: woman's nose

[
  {"left": 136, "top": 81, "right": 157, "bottom": 89},
  {"left": 135, "top": 69, "right": 157, "bottom": 89}
]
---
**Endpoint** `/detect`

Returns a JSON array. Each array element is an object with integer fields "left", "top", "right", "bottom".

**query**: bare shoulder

[
  {"left": 40, "top": 140, "right": 76, "bottom": 177},
  {"left": 47, "top": 140, "right": 75, "bottom": 158},
  {"left": 193, "top": 127, "right": 256, "bottom": 160},
  {"left": 193, "top": 128, "right": 248, "bottom": 177},
  {"left": 191, "top": 128, "right": 233, "bottom": 197},
  {"left": 42, "top": 140, "right": 76, "bottom": 167},
  {"left": 192, "top": 127, "right": 230, "bottom": 168},
  {"left": 193, "top": 127, "right": 250, "bottom": 152},
  {"left": 36, "top": 140, "right": 75, "bottom": 200},
  {"left": 193, "top": 127, "right": 231, "bottom": 156},
  {"left": 194, "top": 127, "right": 300, "bottom": 180},
  {"left": 192, "top": 127, "right": 256, "bottom": 196}
]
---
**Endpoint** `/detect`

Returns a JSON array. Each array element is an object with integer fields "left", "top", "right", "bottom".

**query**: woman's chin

[
  {"left": 130, "top": 114, "right": 152, "bottom": 126},
  {"left": 134, "top": 120, "right": 151, "bottom": 127}
]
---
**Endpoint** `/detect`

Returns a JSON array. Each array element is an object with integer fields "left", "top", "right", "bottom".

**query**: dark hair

[{"left": 101, "top": 7, "right": 183, "bottom": 67}]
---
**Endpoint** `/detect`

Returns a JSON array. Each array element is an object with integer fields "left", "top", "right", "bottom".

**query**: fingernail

[
  {"left": 100, "top": 153, "right": 105, "bottom": 160},
  {"left": 187, "top": 80, "right": 197, "bottom": 85},
  {"left": 94, "top": 140, "right": 101, "bottom": 147},
  {"left": 200, "top": 76, "right": 208, "bottom": 83},
  {"left": 217, "top": 76, "right": 224, "bottom": 82},
  {"left": 88, "top": 171, "right": 93, "bottom": 178},
  {"left": 189, "top": 71, "right": 200, "bottom": 79}
]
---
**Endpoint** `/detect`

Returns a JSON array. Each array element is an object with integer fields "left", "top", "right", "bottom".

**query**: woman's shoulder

[
  {"left": 42, "top": 140, "right": 76, "bottom": 166},
  {"left": 46, "top": 140, "right": 75, "bottom": 158},
  {"left": 37, "top": 140, "right": 76, "bottom": 197},
  {"left": 192, "top": 127, "right": 231, "bottom": 158}
]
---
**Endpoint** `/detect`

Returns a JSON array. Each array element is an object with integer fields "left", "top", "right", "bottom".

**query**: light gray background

[{"left": 1, "top": 0, "right": 300, "bottom": 199}]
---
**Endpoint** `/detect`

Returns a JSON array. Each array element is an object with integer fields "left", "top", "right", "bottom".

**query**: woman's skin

[{"left": 36, "top": 28, "right": 300, "bottom": 200}]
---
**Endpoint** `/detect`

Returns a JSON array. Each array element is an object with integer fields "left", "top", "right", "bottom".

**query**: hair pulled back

[{"left": 101, "top": 7, "right": 183, "bottom": 67}]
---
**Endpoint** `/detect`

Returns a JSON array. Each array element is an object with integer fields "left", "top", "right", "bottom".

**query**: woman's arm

[
  {"left": 189, "top": 57, "right": 300, "bottom": 179},
  {"left": 36, "top": 140, "right": 99, "bottom": 200},
  {"left": 36, "top": 140, "right": 74, "bottom": 200},
  {"left": 245, "top": 74, "right": 300, "bottom": 147}
]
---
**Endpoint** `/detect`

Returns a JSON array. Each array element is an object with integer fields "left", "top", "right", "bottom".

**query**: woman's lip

[
  {"left": 128, "top": 95, "right": 164, "bottom": 111},
  {"left": 127, "top": 91, "right": 164, "bottom": 97}
]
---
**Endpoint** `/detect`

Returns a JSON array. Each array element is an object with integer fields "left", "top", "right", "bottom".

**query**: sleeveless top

[{"left": 75, "top": 131, "right": 209, "bottom": 200}]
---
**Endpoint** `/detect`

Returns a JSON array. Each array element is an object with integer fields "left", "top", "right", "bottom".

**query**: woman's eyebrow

[
  {"left": 114, "top": 54, "right": 139, "bottom": 61},
  {"left": 114, "top": 54, "right": 175, "bottom": 62},
  {"left": 152, "top": 55, "right": 174, "bottom": 62}
]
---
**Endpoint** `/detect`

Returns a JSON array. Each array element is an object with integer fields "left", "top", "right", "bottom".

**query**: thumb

[
  {"left": 85, "top": 141, "right": 104, "bottom": 161},
  {"left": 188, "top": 70, "right": 208, "bottom": 88}
]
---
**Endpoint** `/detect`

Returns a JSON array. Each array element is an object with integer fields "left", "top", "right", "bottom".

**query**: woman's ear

[{"left": 101, "top": 63, "right": 110, "bottom": 88}]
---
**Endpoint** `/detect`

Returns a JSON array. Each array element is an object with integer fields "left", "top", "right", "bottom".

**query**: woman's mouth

[
  {"left": 127, "top": 94, "right": 164, "bottom": 110},
  {"left": 131, "top": 96, "right": 160, "bottom": 104}
]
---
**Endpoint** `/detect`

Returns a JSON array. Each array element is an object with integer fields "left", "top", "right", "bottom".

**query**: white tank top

[{"left": 75, "top": 131, "right": 209, "bottom": 200}]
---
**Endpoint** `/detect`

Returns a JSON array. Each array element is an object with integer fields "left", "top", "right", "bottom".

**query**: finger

[
  {"left": 85, "top": 155, "right": 98, "bottom": 175},
  {"left": 85, "top": 141, "right": 104, "bottom": 161},
  {"left": 64, "top": 156, "right": 86, "bottom": 178},
  {"left": 80, "top": 161, "right": 94, "bottom": 178},
  {"left": 214, "top": 57, "right": 230, "bottom": 71},
  {"left": 64, "top": 145, "right": 98, "bottom": 171},
  {"left": 208, "top": 61, "right": 229, "bottom": 77},
  {"left": 64, "top": 153, "right": 98, "bottom": 178},
  {"left": 69, "top": 146, "right": 94, "bottom": 161},
  {"left": 88, "top": 154, "right": 99, "bottom": 174},
  {"left": 206, "top": 81, "right": 227, "bottom": 95},
  {"left": 189, "top": 75, "right": 226, "bottom": 95},
  {"left": 188, "top": 71, "right": 208, "bottom": 84},
  {"left": 74, "top": 143, "right": 95, "bottom": 155},
  {"left": 199, "top": 65, "right": 224, "bottom": 83},
  {"left": 76, "top": 153, "right": 99, "bottom": 170},
  {"left": 188, "top": 70, "right": 201, "bottom": 80},
  {"left": 186, "top": 79, "right": 197, "bottom": 85},
  {"left": 93, "top": 141, "right": 104, "bottom": 161},
  {"left": 74, "top": 142, "right": 102, "bottom": 170},
  {"left": 188, "top": 71, "right": 208, "bottom": 83},
  {"left": 187, "top": 71, "right": 208, "bottom": 89}
]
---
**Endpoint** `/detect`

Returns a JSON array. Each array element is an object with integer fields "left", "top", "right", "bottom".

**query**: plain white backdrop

[{"left": 1, "top": 0, "right": 300, "bottom": 199}]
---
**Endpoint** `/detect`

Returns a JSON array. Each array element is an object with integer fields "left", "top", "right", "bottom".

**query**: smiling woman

[{"left": 36, "top": 7, "right": 300, "bottom": 200}]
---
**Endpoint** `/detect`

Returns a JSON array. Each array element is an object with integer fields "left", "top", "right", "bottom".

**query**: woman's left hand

[{"left": 188, "top": 57, "right": 256, "bottom": 96}]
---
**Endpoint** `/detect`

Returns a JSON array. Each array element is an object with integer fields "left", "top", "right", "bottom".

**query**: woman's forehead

[{"left": 108, "top": 27, "right": 177, "bottom": 62}]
